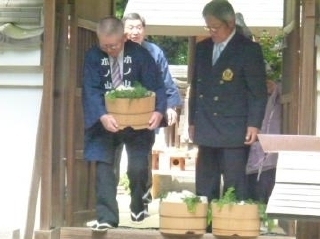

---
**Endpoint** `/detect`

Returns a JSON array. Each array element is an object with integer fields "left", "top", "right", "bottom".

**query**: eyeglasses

[{"left": 204, "top": 24, "right": 224, "bottom": 32}]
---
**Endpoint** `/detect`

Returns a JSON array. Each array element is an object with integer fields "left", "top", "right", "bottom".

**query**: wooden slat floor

[
  {"left": 60, "top": 227, "right": 295, "bottom": 239},
  {"left": 60, "top": 194, "right": 294, "bottom": 239}
]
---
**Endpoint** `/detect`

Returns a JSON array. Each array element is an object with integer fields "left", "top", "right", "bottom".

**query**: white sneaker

[{"left": 86, "top": 220, "right": 98, "bottom": 227}]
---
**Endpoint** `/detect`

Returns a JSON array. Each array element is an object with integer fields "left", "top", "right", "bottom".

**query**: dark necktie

[{"left": 112, "top": 57, "right": 122, "bottom": 88}]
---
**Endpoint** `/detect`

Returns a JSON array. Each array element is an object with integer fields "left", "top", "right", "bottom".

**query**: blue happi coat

[
  {"left": 82, "top": 40, "right": 166, "bottom": 161},
  {"left": 141, "top": 40, "right": 182, "bottom": 109}
]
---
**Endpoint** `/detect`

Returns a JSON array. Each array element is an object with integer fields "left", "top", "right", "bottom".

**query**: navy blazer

[{"left": 189, "top": 33, "right": 267, "bottom": 147}]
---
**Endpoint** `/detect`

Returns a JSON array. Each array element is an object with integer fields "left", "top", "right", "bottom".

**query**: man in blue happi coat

[{"left": 82, "top": 16, "right": 166, "bottom": 231}]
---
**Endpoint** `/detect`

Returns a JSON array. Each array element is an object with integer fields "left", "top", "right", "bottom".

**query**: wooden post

[
  {"left": 295, "top": 0, "right": 320, "bottom": 238},
  {"left": 298, "top": 0, "right": 317, "bottom": 135},
  {"left": 23, "top": 103, "right": 43, "bottom": 239},
  {"left": 281, "top": 0, "right": 300, "bottom": 135},
  {"left": 39, "top": 0, "right": 56, "bottom": 231}
]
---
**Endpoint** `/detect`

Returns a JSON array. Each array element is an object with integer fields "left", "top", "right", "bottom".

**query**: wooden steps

[{"left": 59, "top": 227, "right": 294, "bottom": 239}]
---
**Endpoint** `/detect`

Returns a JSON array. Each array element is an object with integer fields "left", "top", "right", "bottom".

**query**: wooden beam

[
  {"left": 298, "top": 0, "right": 316, "bottom": 135},
  {"left": 34, "top": 228, "right": 60, "bottom": 239},
  {"left": 78, "top": 18, "right": 96, "bottom": 32},
  {"left": 145, "top": 25, "right": 281, "bottom": 37},
  {"left": 23, "top": 102, "right": 43, "bottom": 239},
  {"left": 0, "top": 66, "right": 43, "bottom": 72},
  {"left": 295, "top": 2, "right": 319, "bottom": 239},
  {"left": 76, "top": 0, "right": 113, "bottom": 22},
  {"left": 282, "top": 0, "right": 300, "bottom": 135},
  {"left": 51, "top": 0, "right": 70, "bottom": 228},
  {"left": 40, "top": 0, "right": 55, "bottom": 230},
  {"left": 65, "top": 0, "right": 78, "bottom": 226}
]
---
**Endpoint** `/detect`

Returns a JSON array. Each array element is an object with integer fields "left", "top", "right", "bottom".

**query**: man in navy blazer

[{"left": 188, "top": 0, "right": 267, "bottom": 202}]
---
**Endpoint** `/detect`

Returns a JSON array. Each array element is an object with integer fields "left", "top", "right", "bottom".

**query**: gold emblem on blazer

[{"left": 222, "top": 68, "right": 233, "bottom": 81}]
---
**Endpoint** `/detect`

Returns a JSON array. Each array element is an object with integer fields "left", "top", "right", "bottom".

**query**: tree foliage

[
  {"left": 115, "top": 0, "right": 188, "bottom": 65},
  {"left": 256, "top": 30, "right": 283, "bottom": 81},
  {"left": 148, "top": 36, "right": 188, "bottom": 64}
]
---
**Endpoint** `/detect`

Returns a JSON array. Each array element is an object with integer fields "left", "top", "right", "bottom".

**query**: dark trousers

[
  {"left": 248, "top": 168, "right": 276, "bottom": 203},
  {"left": 95, "top": 128, "right": 154, "bottom": 226},
  {"left": 114, "top": 144, "right": 153, "bottom": 192},
  {"left": 114, "top": 143, "right": 124, "bottom": 185},
  {"left": 196, "top": 146, "right": 249, "bottom": 202}
]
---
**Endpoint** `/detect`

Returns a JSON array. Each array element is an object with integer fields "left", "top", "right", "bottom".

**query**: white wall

[{"left": 0, "top": 47, "right": 42, "bottom": 236}]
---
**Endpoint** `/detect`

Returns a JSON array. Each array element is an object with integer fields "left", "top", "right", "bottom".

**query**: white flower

[
  {"left": 116, "top": 85, "right": 134, "bottom": 91},
  {"left": 162, "top": 190, "right": 207, "bottom": 203}
]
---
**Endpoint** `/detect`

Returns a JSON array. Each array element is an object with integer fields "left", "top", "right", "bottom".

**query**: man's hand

[
  {"left": 166, "top": 108, "right": 178, "bottom": 126},
  {"left": 148, "top": 111, "right": 163, "bottom": 130},
  {"left": 244, "top": 126, "right": 259, "bottom": 145},
  {"left": 100, "top": 114, "right": 119, "bottom": 133}
]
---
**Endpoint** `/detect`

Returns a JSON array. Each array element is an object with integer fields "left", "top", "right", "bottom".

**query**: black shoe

[{"left": 131, "top": 211, "right": 145, "bottom": 223}]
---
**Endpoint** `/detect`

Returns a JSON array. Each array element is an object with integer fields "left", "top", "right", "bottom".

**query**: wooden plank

[
  {"left": 267, "top": 184, "right": 320, "bottom": 218},
  {"left": 23, "top": 102, "right": 43, "bottom": 239},
  {"left": 51, "top": 0, "right": 69, "bottom": 228},
  {"left": 271, "top": 195, "right": 320, "bottom": 204},
  {"left": 39, "top": 0, "right": 55, "bottom": 230},
  {"left": 281, "top": 0, "right": 300, "bottom": 135},
  {"left": 0, "top": 65, "right": 43, "bottom": 72},
  {"left": 0, "top": 85, "right": 42, "bottom": 89},
  {"left": 65, "top": 1, "right": 78, "bottom": 226},
  {"left": 296, "top": 221, "right": 320, "bottom": 239},
  {"left": 258, "top": 134, "right": 320, "bottom": 152},
  {"left": 76, "top": 0, "right": 113, "bottom": 22},
  {"left": 275, "top": 152, "right": 320, "bottom": 184},
  {"left": 34, "top": 228, "right": 60, "bottom": 239},
  {"left": 295, "top": 0, "right": 318, "bottom": 238},
  {"left": 298, "top": 0, "right": 316, "bottom": 135},
  {"left": 270, "top": 197, "right": 320, "bottom": 209},
  {"left": 278, "top": 1, "right": 300, "bottom": 236},
  {"left": 277, "top": 152, "right": 320, "bottom": 169},
  {"left": 271, "top": 184, "right": 320, "bottom": 197},
  {"left": 60, "top": 227, "right": 294, "bottom": 239},
  {"left": 276, "top": 170, "right": 320, "bottom": 184},
  {"left": 77, "top": 18, "right": 96, "bottom": 32}
]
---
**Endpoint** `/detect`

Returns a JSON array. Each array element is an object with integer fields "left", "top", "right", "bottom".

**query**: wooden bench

[{"left": 259, "top": 134, "right": 320, "bottom": 219}]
